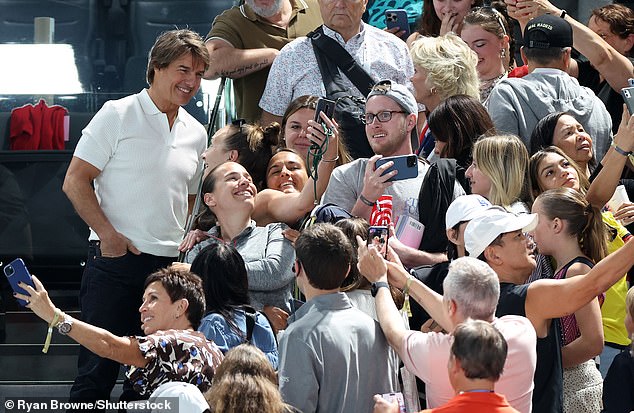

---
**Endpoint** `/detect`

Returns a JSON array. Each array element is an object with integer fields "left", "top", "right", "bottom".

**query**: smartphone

[
  {"left": 375, "top": 154, "right": 418, "bottom": 182},
  {"left": 3, "top": 258, "right": 35, "bottom": 306},
  {"left": 368, "top": 226, "right": 389, "bottom": 258},
  {"left": 385, "top": 9, "right": 410, "bottom": 39},
  {"left": 314, "top": 97, "right": 336, "bottom": 123},
  {"left": 621, "top": 85, "right": 634, "bottom": 115},
  {"left": 381, "top": 392, "right": 406, "bottom": 413}
]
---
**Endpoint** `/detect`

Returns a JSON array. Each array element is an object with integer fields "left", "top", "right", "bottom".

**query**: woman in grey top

[{"left": 185, "top": 162, "right": 295, "bottom": 329}]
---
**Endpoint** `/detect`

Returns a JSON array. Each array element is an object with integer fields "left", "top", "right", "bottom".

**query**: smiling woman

[
  {"left": 185, "top": 162, "right": 296, "bottom": 317},
  {"left": 18, "top": 267, "right": 223, "bottom": 396}
]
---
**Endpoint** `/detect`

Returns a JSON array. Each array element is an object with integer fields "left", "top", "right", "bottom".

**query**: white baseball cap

[
  {"left": 445, "top": 194, "right": 492, "bottom": 230},
  {"left": 464, "top": 207, "right": 538, "bottom": 258},
  {"left": 150, "top": 382, "right": 210, "bottom": 413}
]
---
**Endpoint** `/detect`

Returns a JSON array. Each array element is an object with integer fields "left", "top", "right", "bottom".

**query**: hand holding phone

[
  {"left": 368, "top": 226, "right": 389, "bottom": 258},
  {"left": 385, "top": 9, "right": 410, "bottom": 39},
  {"left": 314, "top": 98, "right": 336, "bottom": 125},
  {"left": 3, "top": 258, "right": 35, "bottom": 306},
  {"left": 374, "top": 155, "right": 418, "bottom": 182},
  {"left": 381, "top": 392, "right": 406, "bottom": 413}
]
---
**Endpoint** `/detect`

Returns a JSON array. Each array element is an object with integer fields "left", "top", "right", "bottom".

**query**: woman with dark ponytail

[{"left": 530, "top": 187, "right": 606, "bottom": 412}]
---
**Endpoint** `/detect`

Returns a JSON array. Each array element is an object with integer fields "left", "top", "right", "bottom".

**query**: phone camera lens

[
  {"left": 5, "top": 266, "right": 14, "bottom": 276},
  {"left": 407, "top": 156, "right": 416, "bottom": 167}
]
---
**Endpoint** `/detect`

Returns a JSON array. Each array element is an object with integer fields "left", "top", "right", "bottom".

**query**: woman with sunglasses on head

[
  {"left": 461, "top": 3, "right": 516, "bottom": 102},
  {"left": 530, "top": 187, "right": 606, "bottom": 413}
]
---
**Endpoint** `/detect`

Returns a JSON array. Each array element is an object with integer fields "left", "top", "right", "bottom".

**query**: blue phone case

[
  {"left": 385, "top": 9, "right": 410, "bottom": 38},
  {"left": 3, "top": 258, "right": 35, "bottom": 306},
  {"left": 375, "top": 154, "right": 418, "bottom": 182}
]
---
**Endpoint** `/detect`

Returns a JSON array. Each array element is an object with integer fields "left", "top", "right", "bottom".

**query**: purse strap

[{"left": 308, "top": 25, "right": 375, "bottom": 97}]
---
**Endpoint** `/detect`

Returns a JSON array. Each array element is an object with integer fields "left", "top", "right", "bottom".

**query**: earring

[
  {"left": 430, "top": 87, "right": 437, "bottom": 95},
  {"left": 500, "top": 48, "right": 506, "bottom": 59}
]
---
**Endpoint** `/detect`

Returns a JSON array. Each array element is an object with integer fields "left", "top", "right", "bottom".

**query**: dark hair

[
  {"left": 529, "top": 112, "right": 596, "bottom": 169},
  {"left": 146, "top": 29, "right": 209, "bottom": 85},
  {"left": 336, "top": 217, "right": 371, "bottom": 291},
  {"left": 190, "top": 243, "right": 250, "bottom": 336},
  {"left": 464, "top": 2, "right": 516, "bottom": 67},
  {"left": 281, "top": 95, "right": 319, "bottom": 135},
  {"left": 529, "top": 112, "right": 566, "bottom": 155},
  {"left": 144, "top": 267, "right": 206, "bottom": 329},
  {"left": 194, "top": 161, "right": 235, "bottom": 231},
  {"left": 417, "top": 0, "right": 484, "bottom": 37},
  {"left": 222, "top": 123, "right": 280, "bottom": 191},
  {"left": 295, "top": 223, "right": 353, "bottom": 290},
  {"left": 528, "top": 146, "right": 590, "bottom": 201},
  {"left": 428, "top": 94, "right": 496, "bottom": 168},
  {"left": 451, "top": 319, "right": 508, "bottom": 381},
  {"left": 522, "top": 46, "right": 568, "bottom": 66},
  {"left": 535, "top": 187, "right": 607, "bottom": 263},
  {"left": 592, "top": 4, "right": 634, "bottom": 56}
]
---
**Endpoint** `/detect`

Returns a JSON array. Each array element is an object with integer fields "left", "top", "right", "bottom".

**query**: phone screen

[{"left": 368, "top": 226, "right": 389, "bottom": 258}]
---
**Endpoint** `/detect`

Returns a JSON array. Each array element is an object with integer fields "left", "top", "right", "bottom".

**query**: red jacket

[{"left": 10, "top": 99, "right": 67, "bottom": 150}]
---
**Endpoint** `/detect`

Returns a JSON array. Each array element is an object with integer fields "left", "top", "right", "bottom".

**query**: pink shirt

[{"left": 400, "top": 315, "right": 536, "bottom": 413}]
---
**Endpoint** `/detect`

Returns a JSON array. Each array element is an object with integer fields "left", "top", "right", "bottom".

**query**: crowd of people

[{"left": 13, "top": 0, "right": 634, "bottom": 411}]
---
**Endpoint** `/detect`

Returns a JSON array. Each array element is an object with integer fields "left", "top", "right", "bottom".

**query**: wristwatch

[
  {"left": 56, "top": 313, "right": 73, "bottom": 335},
  {"left": 371, "top": 281, "right": 390, "bottom": 297}
]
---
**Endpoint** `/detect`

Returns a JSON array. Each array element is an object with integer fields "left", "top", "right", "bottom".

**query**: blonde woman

[
  {"left": 409, "top": 33, "right": 480, "bottom": 158},
  {"left": 466, "top": 134, "right": 531, "bottom": 212}
]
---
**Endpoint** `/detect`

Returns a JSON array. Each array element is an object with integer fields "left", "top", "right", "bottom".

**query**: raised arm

[
  {"left": 19, "top": 276, "right": 147, "bottom": 368},
  {"left": 204, "top": 39, "right": 279, "bottom": 80},
  {"left": 356, "top": 238, "right": 408, "bottom": 353},
  {"left": 385, "top": 260, "right": 453, "bottom": 333},
  {"left": 525, "top": 237, "right": 634, "bottom": 327},
  {"left": 508, "top": 0, "right": 634, "bottom": 91},
  {"left": 252, "top": 116, "right": 339, "bottom": 225},
  {"left": 587, "top": 106, "right": 634, "bottom": 208},
  {"left": 63, "top": 157, "right": 139, "bottom": 257}
]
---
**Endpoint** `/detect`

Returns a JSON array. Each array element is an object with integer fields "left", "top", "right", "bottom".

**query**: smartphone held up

[{"left": 3, "top": 258, "right": 35, "bottom": 306}]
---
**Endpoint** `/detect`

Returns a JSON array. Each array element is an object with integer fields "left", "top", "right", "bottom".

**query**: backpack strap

[{"left": 308, "top": 25, "right": 375, "bottom": 97}]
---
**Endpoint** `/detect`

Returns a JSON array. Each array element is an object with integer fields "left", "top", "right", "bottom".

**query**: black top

[
  {"left": 496, "top": 282, "right": 564, "bottom": 413},
  {"left": 603, "top": 349, "right": 634, "bottom": 413},
  {"left": 409, "top": 261, "right": 450, "bottom": 331}
]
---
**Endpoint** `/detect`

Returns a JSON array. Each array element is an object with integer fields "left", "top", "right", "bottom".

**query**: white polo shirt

[{"left": 73, "top": 89, "right": 206, "bottom": 257}]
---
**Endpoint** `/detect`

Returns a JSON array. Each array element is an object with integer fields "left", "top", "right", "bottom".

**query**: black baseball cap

[{"left": 524, "top": 14, "right": 573, "bottom": 49}]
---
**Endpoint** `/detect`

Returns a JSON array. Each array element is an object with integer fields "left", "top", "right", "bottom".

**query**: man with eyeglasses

[
  {"left": 322, "top": 80, "right": 464, "bottom": 267},
  {"left": 204, "top": 0, "right": 322, "bottom": 122},
  {"left": 258, "top": 0, "right": 418, "bottom": 133},
  {"left": 463, "top": 208, "right": 634, "bottom": 413}
]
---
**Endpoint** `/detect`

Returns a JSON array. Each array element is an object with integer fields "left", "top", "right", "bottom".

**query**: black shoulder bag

[{"left": 309, "top": 25, "right": 375, "bottom": 159}]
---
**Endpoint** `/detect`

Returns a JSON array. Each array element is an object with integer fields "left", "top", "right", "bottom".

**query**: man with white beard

[{"left": 204, "top": 0, "right": 322, "bottom": 122}]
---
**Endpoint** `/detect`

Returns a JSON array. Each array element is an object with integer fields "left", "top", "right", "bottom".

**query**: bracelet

[
  {"left": 403, "top": 276, "right": 413, "bottom": 296},
  {"left": 611, "top": 141, "right": 632, "bottom": 157},
  {"left": 43, "top": 308, "right": 61, "bottom": 354},
  {"left": 560, "top": 9, "right": 567, "bottom": 18},
  {"left": 322, "top": 155, "right": 339, "bottom": 163},
  {"left": 359, "top": 194, "right": 375, "bottom": 207}
]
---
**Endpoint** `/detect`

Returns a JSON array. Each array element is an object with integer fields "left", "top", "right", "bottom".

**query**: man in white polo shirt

[{"left": 62, "top": 29, "right": 209, "bottom": 405}]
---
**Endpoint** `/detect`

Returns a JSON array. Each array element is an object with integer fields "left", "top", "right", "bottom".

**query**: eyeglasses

[{"left": 363, "top": 110, "right": 406, "bottom": 124}]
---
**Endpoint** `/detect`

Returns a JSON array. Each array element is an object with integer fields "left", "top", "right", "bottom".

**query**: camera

[{"left": 4, "top": 265, "right": 14, "bottom": 276}]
